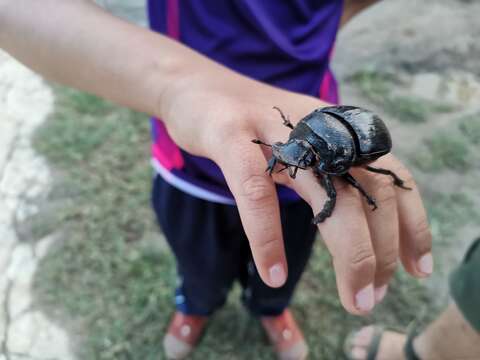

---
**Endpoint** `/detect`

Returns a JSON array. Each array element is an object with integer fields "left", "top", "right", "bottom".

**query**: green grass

[
  {"left": 459, "top": 113, "right": 480, "bottom": 145},
  {"left": 412, "top": 131, "right": 473, "bottom": 172},
  {"left": 348, "top": 71, "right": 394, "bottom": 104},
  {"left": 425, "top": 192, "right": 477, "bottom": 239},
  {"left": 422, "top": 191, "right": 479, "bottom": 283},
  {"left": 384, "top": 96, "right": 432, "bottom": 124},
  {"left": 58, "top": 87, "right": 117, "bottom": 116},
  {"left": 348, "top": 70, "right": 455, "bottom": 124},
  {"left": 32, "top": 86, "right": 439, "bottom": 359}
]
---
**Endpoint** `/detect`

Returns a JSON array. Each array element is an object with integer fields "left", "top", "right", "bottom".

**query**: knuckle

[
  {"left": 254, "top": 235, "right": 278, "bottom": 252},
  {"left": 214, "top": 118, "right": 243, "bottom": 142},
  {"left": 241, "top": 174, "right": 272, "bottom": 203},
  {"left": 349, "top": 243, "right": 376, "bottom": 272},
  {"left": 210, "top": 107, "right": 251, "bottom": 142},
  {"left": 411, "top": 217, "right": 432, "bottom": 252},
  {"left": 377, "top": 187, "right": 397, "bottom": 206},
  {"left": 378, "top": 255, "right": 398, "bottom": 275}
]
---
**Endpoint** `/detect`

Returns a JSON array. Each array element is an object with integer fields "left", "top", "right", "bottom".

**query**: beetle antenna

[
  {"left": 252, "top": 139, "right": 272, "bottom": 147},
  {"left": 273, "top": 106, "right": 294, "bottom": 129}
]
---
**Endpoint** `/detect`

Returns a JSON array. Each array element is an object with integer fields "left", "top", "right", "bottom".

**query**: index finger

[{"left": 216, "top": 133, "right": 287, "bottom": 288}]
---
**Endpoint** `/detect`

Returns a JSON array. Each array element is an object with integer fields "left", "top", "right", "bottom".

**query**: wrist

[
  {"left": 152, "top": 45, "right": 234, "bottom": 121},
  {"left": 151, "top": 46, "right": 204, "bottom": 120}
]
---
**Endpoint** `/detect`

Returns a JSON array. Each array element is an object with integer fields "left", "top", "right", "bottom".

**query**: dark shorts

[{"left": 151, "top": 175, "right": 317, "bottom": 316}]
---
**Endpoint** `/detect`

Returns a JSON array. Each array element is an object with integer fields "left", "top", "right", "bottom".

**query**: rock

[
  {"left": 0, "top": 51, "right": 74, "bottom": 359},
  {"left": 7, "top": 312, "right": 72, "bottom": 359}
]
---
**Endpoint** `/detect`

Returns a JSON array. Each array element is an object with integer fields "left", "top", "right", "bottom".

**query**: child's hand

[{"left": 159, "top": 64, "right": 433, "bottom": 315}]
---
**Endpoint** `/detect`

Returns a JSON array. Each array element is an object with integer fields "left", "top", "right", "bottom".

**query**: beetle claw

[
  {"left": 265, "top": 158, "right": 277, "bottom": 176},
  {"left": 252, "top": 139, "right": 272, "bottom": 147},
  {"left": 394, "top": 179, "right": 412, "bottom": 190},
  {"left": 365, "top": 166, "right": 412, "bottom": 191},
  {"left": 288, "top": 166, "right": 299, "bottom": 179}
]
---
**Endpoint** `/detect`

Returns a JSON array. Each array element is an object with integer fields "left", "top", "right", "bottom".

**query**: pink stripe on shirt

[
  {"left": 152, "top": 119, "right": 184, "bottom": 170},
  {"left": 166, "top": 0, "right": 180, "bottom": 40}
]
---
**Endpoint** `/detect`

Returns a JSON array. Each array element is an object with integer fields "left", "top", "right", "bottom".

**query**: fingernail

[
  {"left": 269, "top": 263, "right": 286, "bottom": 287},
  {"left": 417, "top": 253, "right": 433, "bottom": 275},
  {"left": 355, "top": 284, "right": 375, "bottom": 312},
  {"left": 374, "top": 285, "right": 388, "bottom": 304}
]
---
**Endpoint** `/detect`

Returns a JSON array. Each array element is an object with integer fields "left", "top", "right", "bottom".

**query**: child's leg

[
  {"left": 151, "top": 175, "right": 244, "bottom": 315},
  {"left": 240, "top": 200, "right": 316, "bottom": 316}
]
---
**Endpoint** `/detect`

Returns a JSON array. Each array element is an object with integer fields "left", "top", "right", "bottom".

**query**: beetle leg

[
  {"left": 252, "top": 139, "right": 272, "bottom": 147},
  {"left": 265, "top": 157, "right": 277, "bottom": 175},
  {"left": 276, "top": 165, "right": 289, "bottom": 173},
  {"left": 365, "top": 165, "right": 412, "bottom": 190},
  {"left": 288, "top": 166, "right": 299, "bottom": 179},
  {"left": 273, "top": 106, "right": 294, "bottom": 129},
  {"left": 343, "top": 172, "right": 377, "bottom": 210},
  {"left": 298, "top": 149, "right": 310, "bottom": 168},
  {"left": 312, "top": 172, "right": 336, "bottom": 224}
]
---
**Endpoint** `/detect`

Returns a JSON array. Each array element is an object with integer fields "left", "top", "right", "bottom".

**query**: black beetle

[{"left": 253, "top": 106, "right": 410, "bottom": 224}]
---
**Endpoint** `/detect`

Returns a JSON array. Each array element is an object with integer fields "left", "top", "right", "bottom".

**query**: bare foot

[
  {"left": 348, "top": 325, "right": 405, "bottom": 360},
  {"left": 347, "top": 304, "right": 480, "bottom": 360}
]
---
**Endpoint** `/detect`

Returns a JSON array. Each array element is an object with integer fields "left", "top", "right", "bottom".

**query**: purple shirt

[{"left": 148, "top": 0, "right": 342, "bottom": 204}]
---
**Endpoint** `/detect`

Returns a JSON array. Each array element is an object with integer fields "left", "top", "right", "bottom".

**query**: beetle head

[{"left": 271, "top": 139, "right": 315, "bottom": 178}]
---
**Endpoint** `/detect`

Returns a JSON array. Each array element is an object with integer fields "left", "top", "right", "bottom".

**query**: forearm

[{"left": 0, "top": 0, "right": 208, "bottom": 118}]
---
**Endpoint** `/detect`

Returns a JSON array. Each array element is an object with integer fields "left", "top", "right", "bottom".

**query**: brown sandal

[
  {"left": 163, "top": 312, "right": 208, "bottom": 359},
  {"left": 261, "top": 309, "right": 309, "bottom": 360}
]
